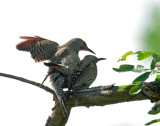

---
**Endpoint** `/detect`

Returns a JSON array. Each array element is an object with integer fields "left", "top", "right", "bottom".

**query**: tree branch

[
  {"left": 66, "top": 84, "right": 147, "bottom": 107},
  {"left": 45, "top": 84, "right": 150, "bottom": 126},
  {"left": 0, "top": 72, "right": 57, "bottom": 98},
  {"left": 1, "top": 72, "right": 159, "bottom": 126},
  {"left": 45, "top": 101, "right": 72, "bottom": 126}
]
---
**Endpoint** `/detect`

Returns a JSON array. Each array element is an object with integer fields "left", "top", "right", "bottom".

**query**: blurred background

[
  {"left": 142, "top": 5, "right": 160, "bottom": 54},
  {"left": 0, "top": 0, "right": 160, "bottom": 126}
]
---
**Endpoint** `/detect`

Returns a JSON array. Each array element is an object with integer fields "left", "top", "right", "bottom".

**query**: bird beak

[
  {"left": 98, "top": 58, "right": 106, "bottom": 61},
  {"left": 86, "top": 48, "right": 96, "bottom": 54}
]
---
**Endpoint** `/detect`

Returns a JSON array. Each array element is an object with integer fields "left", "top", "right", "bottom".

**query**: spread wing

[{"left": 16, "top": 36, "right": 59, "bottom": 62}]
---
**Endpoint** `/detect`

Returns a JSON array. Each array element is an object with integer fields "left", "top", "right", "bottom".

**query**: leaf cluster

[{"left": 113, "top": 51, "right": 160, "bottom": 125}]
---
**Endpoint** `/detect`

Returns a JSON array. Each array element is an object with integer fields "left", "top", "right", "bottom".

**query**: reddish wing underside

[
  {"left": 16, "top": 36, "right": 43, "bottom": 51},
  {"left": 16, "top": 36, "right": 59, "bottom": 62}
]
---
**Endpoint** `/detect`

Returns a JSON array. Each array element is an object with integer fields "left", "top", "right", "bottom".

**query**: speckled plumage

[
  {"left": 16, "top": 36, "right": 59, "bottom": 62},
  {"left": 70, "top": 55, "right": 105, "bottom": 91},
  {"left": 49, "top": 46, "right": 81, "bottom": 116},
  {"left": 51, "top": 47, "right": 81, "bottom": 75},
  {"left": 16, "top": 36, "right": 95, "bottom": 117}
]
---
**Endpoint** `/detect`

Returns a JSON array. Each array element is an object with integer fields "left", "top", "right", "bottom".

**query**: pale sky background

[{"left": 0, "top": 0, "right": 160, "bottom": 126}]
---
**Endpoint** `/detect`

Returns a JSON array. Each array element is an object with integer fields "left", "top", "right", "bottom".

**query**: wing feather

[{"left": 16, "top": 36, "right": 59, "bottom": 62}]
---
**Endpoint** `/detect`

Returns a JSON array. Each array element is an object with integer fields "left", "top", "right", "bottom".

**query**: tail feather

[
  {"left": 59, "top": 98, "right": 67, "bottom": 117},
  {"left": 43, "top": 62, "right": 62, "bottom": 69},
  {"left": 40, "top": 73, "right": 51, "bottom": 87},
  {"left": 51, "top": 72, "right": 67, "bottom": 117}
]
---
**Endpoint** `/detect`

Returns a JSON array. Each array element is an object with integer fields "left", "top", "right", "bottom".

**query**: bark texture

[{"left": 1, "top": 72, "right": 159, "bottom": 126}]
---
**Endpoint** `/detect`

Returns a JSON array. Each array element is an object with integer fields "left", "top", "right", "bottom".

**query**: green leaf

[
  {"left": 129, "top": 84, "right": 142, "bottom": 95},
  {"left": 133, "top": 65, "right": 150, "bottom": 73},
  {"left": 148, "top": 109, "right": 160, "bottom": 115},
  {"left": 155, "top": 75, "right": 160, "bottom": 81},
  {"left": 119, "top": 85, "right": 131, "bottom": 91},
  {"left": 118, "top": 51, "right": 133, "bottom": 61},
  {"left": 153, "top": 53, "right": 160, "bottom": 62},
  {"left": 135, "top": 51, "right": 153, "bottom": 61},
  {"left": 113, "top": 64, "right": 149, "bottom": 73},
  {"left": 150, "top": 59, "right": 156, "bottom": 70},
  {"left": 113, "top": 64, "right": 134, "bottom": 72},
  {"left": 134, "top": 51, "right": 142, "bottom": 54},
  {"left": 132, "top": 72, "right": 151, "bottom": 83},
  {"left": 145, "top": 119, "right": 160, "bottom": 125}
]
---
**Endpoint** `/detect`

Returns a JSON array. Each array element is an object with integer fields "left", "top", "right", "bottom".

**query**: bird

[
  {"left": 16, "top": 36, "right": 95, "bottom": 63},
  {"left": 16, "top": 36, "right": 95, "bottom": 117},
  {"left": 43, "top": 55, "right": 106, "bottom": 91},
  {"left": 69, "top": 55, "right": 106, "bottom": 91}
]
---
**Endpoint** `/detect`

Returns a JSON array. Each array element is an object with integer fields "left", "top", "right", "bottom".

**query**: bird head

[
  {"left": 66, "top": 38, "right": 95, "bottom": 54},
  {"left": 82, "top": 55, "right": 106, "bottom": 65}
]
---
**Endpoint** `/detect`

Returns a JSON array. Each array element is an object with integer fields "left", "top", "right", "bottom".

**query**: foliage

[
  {"left": 145, "top": 119, "right": 160, "bottom": 125},
  {"left": 142, "top": 7, "right": 160, "bottom": 54},
  {"left": 113, "top": 51, "right": 160, "bottom": 125}
]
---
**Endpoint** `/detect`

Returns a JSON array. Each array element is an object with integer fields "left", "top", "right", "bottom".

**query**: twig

[{"left": 0, "top": 72, "right": 57, "bottom": 99}]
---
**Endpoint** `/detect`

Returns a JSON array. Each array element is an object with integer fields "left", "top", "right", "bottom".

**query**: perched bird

[
  {"left": 70, "top": 55, "right": 106, "bottom": 91},
  {"left": 44, "top": 55, "right": 106, "bottom": 91},
  {"left": 16, "top": 36, "right": 95, "bottom": 117}
]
